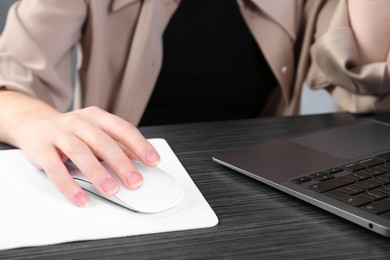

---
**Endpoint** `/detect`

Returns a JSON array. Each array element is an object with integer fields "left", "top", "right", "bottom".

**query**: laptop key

[
  {"left": 361, "top": 199, "right": 390, "bottom": 214},
  {"left": 338, "top": 184, "right": 365, "bottom": 195},
  {"left": 373, "top": 174, "right": 390, "bottom": 185},
  {"left": 310, "top": 171, "right": 328, "bottom": 178},
  {"left": 346, "top": 171, "right": 371, "bottom": 181},
  {"left": 291, "top": 176, "right": 312, "bottom": 184},
  {"left": 376, "top": 152, "right": 390, "bottom": 162},
  {"left": 308, "top": 176, "right": 355, "bottom": 193},
  {"left": 379, "top": 163, "right": 390, "bottom": 171},
  {"left": 326, "top": 190, "right": 371, "bottom": 207},
  {"left": 377, "top": 184, "right": 390, "bottom": 194},
  {"left": 363, "top": 167, "right": 388, "bottom": 176},
  {"left": 326, "top": 167, "right": 343, "bottom": 174},
  {"left": 356, "top": 179, "right": 382, "bottom": 190},
  {"left": 343, "top": 163, "right": 366, "bottom": 172},
  {"left": 359, "top": 190, "right": 388, "bottom": 201},
  {"left": 358, "top": 158, "right": 384, "bottom": 167},
  {"left": 315, "top": 174, "right": 334, "bottom": 182}
]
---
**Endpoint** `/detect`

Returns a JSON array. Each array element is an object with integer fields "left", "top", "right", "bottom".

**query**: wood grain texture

[{"left": 1, "top": 113, "right": 389, "bottom": 260}]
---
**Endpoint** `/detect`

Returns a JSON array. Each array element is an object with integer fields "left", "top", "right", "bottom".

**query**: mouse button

[
  {"left": 133, "top": 163, "right": 184, "bottom": 193},
  {"left": 114, "top": 173, "right": 184, "bottom": 213},
  {"left": 142, "top": 169, "right": 184, "bottom": 199}
]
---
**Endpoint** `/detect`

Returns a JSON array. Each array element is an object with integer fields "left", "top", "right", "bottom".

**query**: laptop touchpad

[{"left": 291, "top": 120, "right": 390, "bottom": 160}]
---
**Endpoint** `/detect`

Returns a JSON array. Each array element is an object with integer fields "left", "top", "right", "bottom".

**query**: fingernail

[
  {"left": 74, "top": 192, "right": 89, "bottom": 207},
  {"left": 102, "top": 177, "right": 119, "bottom": 195},
  {"left": 145, "top": 150, "right": 160, "bottom": 165},
  {"left": 126, "top": 171, "right": 143, "bottom": 189}
]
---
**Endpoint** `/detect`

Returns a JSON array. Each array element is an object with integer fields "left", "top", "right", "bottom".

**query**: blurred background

[{"left": 0, "top": 0, "right": 15, "bottom": 32}]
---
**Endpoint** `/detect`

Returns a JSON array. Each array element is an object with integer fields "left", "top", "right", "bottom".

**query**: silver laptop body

[{"left": 213, "top": 115, "right": 390, "bottom": 237}]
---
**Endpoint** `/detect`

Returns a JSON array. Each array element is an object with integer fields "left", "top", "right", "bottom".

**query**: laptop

[{"left": 212, "top": 114, "right": 390, "bottom": 237}]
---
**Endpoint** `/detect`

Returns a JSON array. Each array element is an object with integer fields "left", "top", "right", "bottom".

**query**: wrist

[{"left": 0, "top": 90, "right": 59, "bottom": 147}]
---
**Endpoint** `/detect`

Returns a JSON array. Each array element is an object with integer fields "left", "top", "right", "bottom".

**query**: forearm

[
  {"left": 0, "top": 89, "right": 58, "bottom": 147},
  {"left": 348, "top": 0, "right": 390, "bottom": 64}
]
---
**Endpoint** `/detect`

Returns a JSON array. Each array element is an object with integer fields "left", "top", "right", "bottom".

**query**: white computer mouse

[{"left": 69, "top": 161, "right": 184, "bottom": 213}]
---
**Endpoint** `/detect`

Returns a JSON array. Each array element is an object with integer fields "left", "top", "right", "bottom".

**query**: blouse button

[{"left": 281, "top": 66, "right": 288, "bottom": 74}]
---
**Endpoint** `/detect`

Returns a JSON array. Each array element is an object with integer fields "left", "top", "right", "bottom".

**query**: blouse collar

[
  {"left": 110, "top": 0, "right": 302, "bottom": 40},
  {"left": 251, "top": 0, "right": 302, "bottom": 40}
]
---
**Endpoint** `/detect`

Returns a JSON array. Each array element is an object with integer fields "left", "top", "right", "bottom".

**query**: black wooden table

[{"left": 1, "top": 113, "right": 389, "bottom": 260}]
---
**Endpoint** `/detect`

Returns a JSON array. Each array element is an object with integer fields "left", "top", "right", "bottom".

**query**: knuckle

[
  {"left": 41, "top": 158, "right": 60, "bottom": 174},
  {"left": 114, "top": 160, "right": 134, "bottom": 175},
  {"left": 84, "top": 106, "right": 101, "bottom": 114},
  {"left": 61, "top": 137, "right": 85, "bottom": 155},
  {"left": 91, "top": 134, "right": 113, "bottom": 151},
  {"left": 61, "top": 113, "right": 84, "bottom": 127},
  {"left": 40, "top": 160, "right": 75, "bottom": 193},
  {"left": 55, "top": 178, "right": 75, "bottom": 193},
  {"left": 86, "top": 167, "right": 109, "bottom": 184},
  {"left": 117, "top": 120, "right": 134, "bottom": 134}
]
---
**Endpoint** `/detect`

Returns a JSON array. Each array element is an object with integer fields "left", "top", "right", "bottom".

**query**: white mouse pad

[{"left": 0, "top": 138, "right": 218, "bottom": 250}]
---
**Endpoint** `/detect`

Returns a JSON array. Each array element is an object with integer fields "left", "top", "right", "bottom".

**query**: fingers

[
  {"left": 86, "top": 107, "right": 161, "bottom": 166},
  {"left": 17, "top": 106, "right": 157, "bottom": 207},
  {"left": 117, "top": 141, "right": 141, "bottom": 161},
  {"left": 52, "top": 107, "right": 150, "bottom": 197},
  {"left": 40, "top": 148, "right": 90, "bottom": 207},
  {"left": 71, "top": 119, "right": 144, "bottom": 190},
  {"left": 55, "top": 133, "right": 121, "bottom": 196}
]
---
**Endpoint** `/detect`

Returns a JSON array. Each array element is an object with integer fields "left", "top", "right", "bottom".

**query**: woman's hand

[{"left": 0, "top": 90, "right": 160, "bottom": 207}]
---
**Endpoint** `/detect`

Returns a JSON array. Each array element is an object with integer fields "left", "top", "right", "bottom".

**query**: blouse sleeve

[
  {"left": 306, "top": 0, "right": 390, "bottom": 113},
  {"left": 0, "top": 0, "right": 87, "bottom": 112}
]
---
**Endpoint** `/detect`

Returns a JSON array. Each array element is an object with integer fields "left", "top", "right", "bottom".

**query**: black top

[{"left": 139, "top": 0, "right": 277, "bottom": 126}]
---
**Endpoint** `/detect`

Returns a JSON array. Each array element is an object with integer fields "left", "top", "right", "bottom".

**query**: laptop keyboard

[{"left": 291, "top": 151, "right": 390, "bottom": 220}]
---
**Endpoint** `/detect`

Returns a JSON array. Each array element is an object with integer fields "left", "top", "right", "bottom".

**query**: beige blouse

[{"left": 0, "top": 0, "right": 389, "bottom": 125}]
